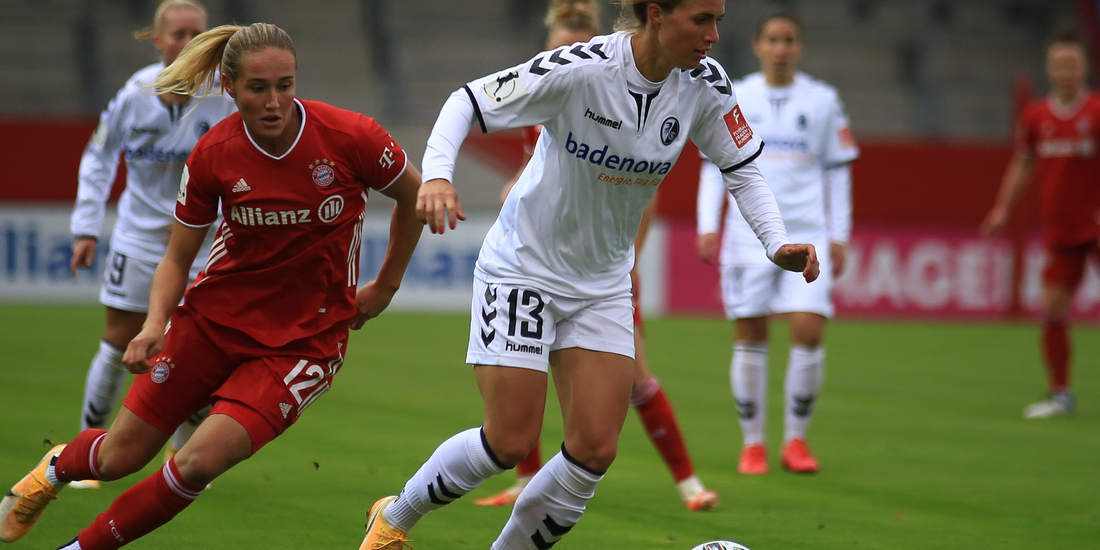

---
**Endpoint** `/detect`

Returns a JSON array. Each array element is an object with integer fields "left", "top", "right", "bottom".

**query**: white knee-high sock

[
  {"left": 384, "top": 427, "right": 506, "bottom": 532},
  {"left": 784, "top": 345, "right": 825, "bottom": 442},
  {"left": 80, "top": 340, "right": 127, "bottom": 431},
  {"left": 492, "top": 446, "right": 603, "bottom": 550},
  {"left": 732, "top": 342, "right": 769, "bottom": 446}
]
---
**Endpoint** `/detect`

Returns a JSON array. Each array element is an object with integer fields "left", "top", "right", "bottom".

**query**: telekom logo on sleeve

[{"left": 724, "top": 105, "right": 754, "bottom": 148}]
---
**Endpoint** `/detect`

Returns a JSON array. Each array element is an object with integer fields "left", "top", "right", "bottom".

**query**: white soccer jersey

[
  {"left": 698, "top": 72, "right": 858, "bottom": 266},
  {"left": 434, "top": 32, "right": 786, "bottom": 299},
  {"left": 71, "top": 63, "right": 236, "bottom": 265}
]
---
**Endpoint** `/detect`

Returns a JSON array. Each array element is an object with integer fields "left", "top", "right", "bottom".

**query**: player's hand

[
  {"left": 773, "top": 243, "right": 819, "bottom": 283},
  {"left": 350, "top": 279, "right": 398, "bottom": 330},
  {"left": 71, "top": 238, "right": 97, "bottom": 278},
  {"left": 830, "top": 242, "right": 846, "bottom": 278},
  {"left": 123, "top": 326, "right": 166, "bottom": 374},
  {"left": 980, "top": 206, "right": 1008, "bottom": 237},
  {"left": 417, "top": 178, "right": 466, "bottom": 234},
  {"left": 696, "top": 232, "right": 720, "bottom": 265}
]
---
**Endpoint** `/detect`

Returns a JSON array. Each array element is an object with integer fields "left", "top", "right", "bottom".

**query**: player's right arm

[
  {"left": 70, "top": 88, "right": 130, "bottom": 276},
  {"left": 420, "top": 48, "right": 577, "bottom": 234},
  {"left": 124, "top": 153, "right": 219, "bottom": 373},
  {"left": 981, "top": 152, "right": 1036, "bottom": 237}
]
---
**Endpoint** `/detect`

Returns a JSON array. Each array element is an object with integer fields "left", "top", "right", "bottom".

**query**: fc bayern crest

[
  {"left": 310, "top": 159, "right": 337, "bottom": 187},
  {"left": 661, "top": 117, "right": 680, "bottom": 146},
  {"left": 150, "top": 359, "right": 173, "bottom": 384}
]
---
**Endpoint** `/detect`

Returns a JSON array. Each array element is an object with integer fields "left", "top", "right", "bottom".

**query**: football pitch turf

[{"left": 0, "top": 305, "right": 1097, "bottom": 549}]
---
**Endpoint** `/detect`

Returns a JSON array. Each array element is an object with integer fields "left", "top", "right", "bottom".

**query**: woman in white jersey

[
  {"left": 68, "top": 1, "right": 236, "bottom": 490},
  {"left": 360, "top": 1, "right": 818, "bottom": 548},
  {"left": 478, "top": 0, "right": 718, "bottom": 513},
  {"left": 696, "top": 6, "right": 858, "bottom": 476}
]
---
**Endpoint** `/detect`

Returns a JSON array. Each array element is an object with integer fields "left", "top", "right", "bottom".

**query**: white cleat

[{"left": 1023, "top": 393, "right": 1075, "bottom": 419}]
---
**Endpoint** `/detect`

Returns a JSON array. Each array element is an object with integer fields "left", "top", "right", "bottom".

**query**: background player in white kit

[
  {"left": 696, "top": 6, "right": 858, "bottom": 475},
  {"left": 360, "top": 1, "right": 818, "bottom": 549},
  {"left": 68, "top": 0, "right": 236, "bottom": 488}
]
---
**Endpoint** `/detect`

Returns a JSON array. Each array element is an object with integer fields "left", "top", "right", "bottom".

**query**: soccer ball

[{"left": 690, "top": 541, "right": 751, "bottom": 550}]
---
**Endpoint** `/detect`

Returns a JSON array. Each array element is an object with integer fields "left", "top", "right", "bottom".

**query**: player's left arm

[
  {"left": 821, "top": 92, "right": 859, "bottom": 278},
  {"left": 351, "top": 164, "right": 424, "bottom": 330}
]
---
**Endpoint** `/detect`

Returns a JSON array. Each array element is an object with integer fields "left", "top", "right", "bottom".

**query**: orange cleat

[
  {"left": 473, "top": 485, "right": 523, "bottom": 507},
  {"left": 781, "top": 438, "right": 820, "bottom": 473},
  {"left": 0, "top": 444, "right": 67, "bottom": 542},
  {"left": 359, "top": 496, "right": 412, "bottom": 550},
  {"left": 684, "top": 489, "right": 719, "bottom": 511},
  {"left": 738, "top": 444, "right": 768, "bottom": 475}
]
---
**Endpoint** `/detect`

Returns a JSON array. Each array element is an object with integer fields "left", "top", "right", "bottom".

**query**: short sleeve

[
  {"left": 464, "top": 41, "right": 595, "bottom": 133},
  {"left": 689, "top": 62, "right": 765, "bottom": 173},
  {"left": 822, "top": 93, "right": 860, "bottom": 167},
  {"left": 175, "top": 148, "right": 221, "bottom": 228},
  {"left": 356, "top": 116, "right": 408, "bottom": 191}
]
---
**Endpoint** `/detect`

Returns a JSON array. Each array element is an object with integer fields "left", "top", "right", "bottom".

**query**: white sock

[
  {"left": 784, "top": 345, "right": 825, "bottom": 442},
  {"left": 675, "top": 474, "right": 706, "bottom": 501},
  {"left": 171, "top": 406, "right": 210, "bottom": 451},
  {"left": 44, "top": 453, "right": 68, "bottom": 488},
  {"left": 80, "top": 340, "right": 127, "bottom": 431},
  {"left": 732, "top": 342, "right": 769, "bottom": 446},
  {"left": 384, "top": 427, "right": 506, "bottom": 532},
  {"left": 492, "top": 447, "right": 603, "bottom": 550}
]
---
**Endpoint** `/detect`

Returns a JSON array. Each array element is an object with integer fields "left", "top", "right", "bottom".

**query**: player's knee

[
  {"left": 564, "top": 437, "right": 618, "bottom": 473},
  {"left": 96, "top": 450, "right": 146, "bottom": 481},
  {"left": 172, "top": 450, "right": 233, "bottom": 486},
  {"left": 490, "top": 432, "right": 541, "bottom": 468}
]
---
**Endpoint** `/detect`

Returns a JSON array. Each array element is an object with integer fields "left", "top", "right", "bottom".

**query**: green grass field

[{"left": 1, "top": 305, "right": 1097, "bottom": 549}]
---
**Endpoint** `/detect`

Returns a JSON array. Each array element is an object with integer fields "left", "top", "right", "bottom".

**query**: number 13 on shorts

[{"left": 468, "top": 280, "right": 555, "bottom": 371}]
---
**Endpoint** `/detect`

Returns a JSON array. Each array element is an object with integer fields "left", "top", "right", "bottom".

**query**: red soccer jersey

[
  {"left": 175, "top": 99, "right": 407, "bottom": 347},
  {"left": 1016, "top": 92, "right": 1100, "bottom": 247}
]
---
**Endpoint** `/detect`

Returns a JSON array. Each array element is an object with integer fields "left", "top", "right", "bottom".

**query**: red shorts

[
  {"left": 123, "top": 303, "right": 348, "bottom": 454},
  {"left": 1042, "top": 241, "right": 1100, "bottom": 290}
]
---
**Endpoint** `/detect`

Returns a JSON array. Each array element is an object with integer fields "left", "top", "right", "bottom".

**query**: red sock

[
  {"left": 516, "top": 442, "right": 542, "bottom": 477},
  {"left": 1042, "top": 320, "right": 1071, "bottom": 393},
  {"left": 632, "top": 379, "right": 694, "bottom": 482},
  {"left": 54, "top": 429, "right": 107, "bottom": 483},
  {"left": 77, "top": 459, "right": 203, "bottom": 550}
]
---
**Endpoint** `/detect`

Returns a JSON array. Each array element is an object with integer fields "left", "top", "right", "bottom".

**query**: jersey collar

[
  {"left": 1046, "top": 89, "right": 1089, "bottom": 120},
  {"left": 242, "top": 97, "right": 307, "bottom": 160}
]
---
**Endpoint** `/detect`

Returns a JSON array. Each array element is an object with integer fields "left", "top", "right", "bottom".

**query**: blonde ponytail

[{"left": 154, "top": 22, "right": 295, "bottom": 97}]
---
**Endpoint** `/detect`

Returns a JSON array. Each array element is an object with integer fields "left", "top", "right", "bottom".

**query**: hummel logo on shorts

[{"left": 232, "top": 178, "right": 252, "bottom": 193}]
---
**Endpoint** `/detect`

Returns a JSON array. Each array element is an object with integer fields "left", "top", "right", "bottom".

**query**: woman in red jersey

[
  {"left": 982, "top": 28, "right": 1100, "bottom": 419},
  {"left": 477, "top": 0, "right": 718, "bottom": 512},
  {"left": 0, "top": 22, "right": 423, "bottom": 550}
]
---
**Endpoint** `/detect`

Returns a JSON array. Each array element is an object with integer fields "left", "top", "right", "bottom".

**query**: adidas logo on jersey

[
  {"left": 279, "top": 403, "right": 292, "bottom": 419},
  {"left": 564, "top": 132, "right": 672, "bottom": 175},
  {"left": 232, "top": 178, "right": 251, "bottom": 193},
  {"left": 230, "top": 205, "right": 313, "bottom": 226}
]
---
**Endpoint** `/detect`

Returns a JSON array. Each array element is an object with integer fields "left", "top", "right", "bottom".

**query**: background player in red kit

[
  {"left": 477, "top": 0, "right": 717, "bottom": 512},
  {"left": 982, "top": 28, "right": 1100, "bottom": 419},
  {"left": 0, "top": 22, "right": 423, "bottom": 549}
]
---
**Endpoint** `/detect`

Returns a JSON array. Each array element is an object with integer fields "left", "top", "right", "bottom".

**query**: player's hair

[
  {"left": 1048, "top": 21, "right": 1089, "bottom": 56},
  {"left": 545, "top": 0, "right": 601, "bottom": 34},
  {"left": 613, "top": 0, "right": 685, "bottom": 32},
  {"left": 133, "top": 0, "right": 207, "bottom": 42},
  {"left": 153, "top": 23, "right": 296, "bottom": 97},
  {"left": 754, "top": 3, "right": 802, "bottom": 40}
]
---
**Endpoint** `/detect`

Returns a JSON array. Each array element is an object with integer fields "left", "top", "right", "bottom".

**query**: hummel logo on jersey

[
  {"left": 530, "top": 514, "right": 574, "bottom": 550},
  {"left": 231, "top": 178, "right": 251, "bottom": 193},
  {"left": 583, "top": 108, "right": 622, "bottom": 130},
  {"left": 230, "top": 205, "right": 313, "bottom": 226},
  {"left": 279, "top": 403, "right": 292, "bottom": 419},
  {"left": 565, "top": 132, "right": 672, "bottom": 175},
  {"left": 427, "top": 474, "right": 463, "bottom": 506}
]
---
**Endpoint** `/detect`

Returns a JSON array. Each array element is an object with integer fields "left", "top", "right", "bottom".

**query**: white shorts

[
  {"left": 720, "top": 256, "right": 834, "bottom": 320},
  {"left": 99, "top": 251, "right": 158, "bottom": 312},
  {"left": 466, "top": 275, "right": 635, "bottom": 372}
]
